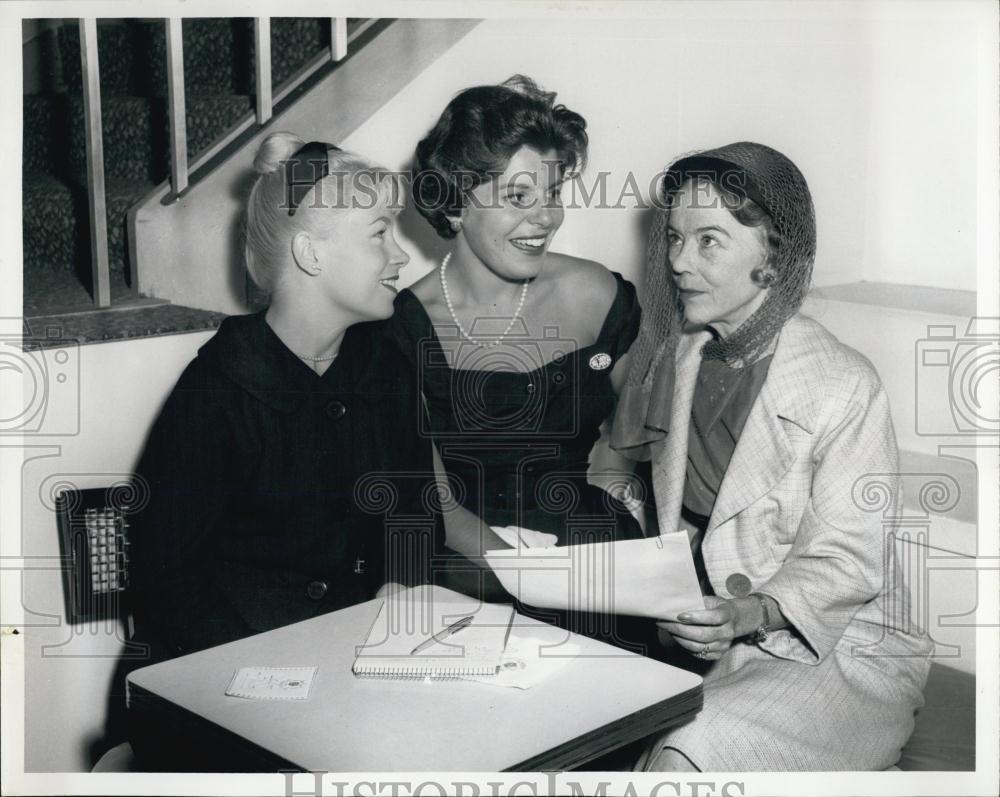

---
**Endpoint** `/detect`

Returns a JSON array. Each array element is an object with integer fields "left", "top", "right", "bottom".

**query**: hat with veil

[{"left": 610, "top": 141, "right": 817, "bottom": 459}]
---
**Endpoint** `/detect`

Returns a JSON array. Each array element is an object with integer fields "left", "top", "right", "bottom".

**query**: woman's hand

[
  {"left": 375, "top": 582, "right": 407, "bottom": 599},
  {"left": 490, "top": 525, "right": 558, "bottom": 549},
  {"left": 657, "top": 595, "right": 764, "bottom": 661}
]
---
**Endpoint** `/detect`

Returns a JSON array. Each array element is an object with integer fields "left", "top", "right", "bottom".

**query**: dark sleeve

[
  {"left": 383, "top": 290, "right": 424, "bottom": 370},
  {"left": 371, "top": 325, "right": 446, "bottom": 588},
  {"left": 603, "top": 273, "right": 642, "bottom": 361},
  {"left": 129, "top": 360, "right": 253, "bottom": 659}
]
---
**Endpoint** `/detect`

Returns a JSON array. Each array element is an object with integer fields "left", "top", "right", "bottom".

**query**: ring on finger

[{"left": 697, "top": 643, "right": 710, "bottom": 657}]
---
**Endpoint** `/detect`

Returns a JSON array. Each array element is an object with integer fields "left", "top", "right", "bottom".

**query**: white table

[{"left": 127, "top": 586, "right": 702, "bottom": 771}]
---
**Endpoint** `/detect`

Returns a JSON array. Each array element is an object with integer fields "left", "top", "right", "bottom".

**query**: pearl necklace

[
  {"left": 439, "top": 252, "right": 529, "bottom": 349},
  {"left": 294, "top": 350, "right": 339, "bottom": 363}
]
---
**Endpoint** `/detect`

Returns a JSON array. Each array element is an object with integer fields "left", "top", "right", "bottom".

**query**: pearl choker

[
  {"left": 294, "top": 350, "right": 339, "bottom": 363},
  {"left": 439, "top": 252, "right": 529, "bottom": 349}
]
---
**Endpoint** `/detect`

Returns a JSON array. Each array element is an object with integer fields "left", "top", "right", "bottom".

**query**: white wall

[
  {"left": 18, "top": 331, "right": 213, "bottom": 772},
  {"left": 139, "top": 6, "right": 985, "bottom": 313},
  {"left": 341, "top": 8, "right": 982, "bottom": 295},
  {"left": 861, "top": 14, "right": 981, "bottom": 289}
]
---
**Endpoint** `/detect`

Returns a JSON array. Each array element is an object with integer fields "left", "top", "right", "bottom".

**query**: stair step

[
  {"left": 23, "top": 93, "right": 71, "bottom": 177},
  {"left": 62, "top": 93, "right": 255, "bottom": 184},
  {"left": 261, "top": 17, "right": 333, "bottom": 89},
  {"left": 23, "top": 173, "right": 81, "bottom": 273},
  {"left": 185, "top": 94, "right": 257, "bottom": 163},
  {"left": 23, "top": 303, "right": 228, "bottom": 350},
  {"left": 23, "top": 173, "right": 154, "bottom": 275},
  {"left": 59, "top": 18, "right": 332, "bottom": 98},
  {"left": 66, "top": 94, "right": 169, "bottom": 183},
  {"left": 105, "top": 178, "right": 156, "bottom": 276},
  {"left": 23, "top": 16, "right": 366, "bottom": 332},
  {"left": 23, "top": 267, "right": 137, "bottom": 318},
  {"left": 58, "top": 23, "right": 137, "bottom": 96},
  {"left": 145, "top": 18, "right": 256, "bottom": 96}
]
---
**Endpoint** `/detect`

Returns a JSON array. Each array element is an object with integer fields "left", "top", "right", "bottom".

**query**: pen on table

[
  {"left": 501, "top": 605, "right": 514, "bottom": 650},
  {"left": 410, "top": 615, "right": 474, "bottom": 655}
]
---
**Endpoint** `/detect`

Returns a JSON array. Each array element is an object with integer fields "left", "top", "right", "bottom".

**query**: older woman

[
  {"left": 612, "top": 142, "right": 932, "bottom": 771},
  {"left": 130, "top": 133, "right": 438, "bottom": 663}
]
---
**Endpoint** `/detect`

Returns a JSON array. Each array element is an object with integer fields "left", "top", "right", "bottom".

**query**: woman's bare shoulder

[
  {"left": 405, "top": 267, "right": 443, "bottom": 308},
  {"left": 544, "top": 252, "right": 618, "bottom": 306}
]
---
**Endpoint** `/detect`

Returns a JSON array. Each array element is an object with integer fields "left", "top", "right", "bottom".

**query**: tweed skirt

[{"left": 635, "top": 636, "right": 927, "bottom": 771}]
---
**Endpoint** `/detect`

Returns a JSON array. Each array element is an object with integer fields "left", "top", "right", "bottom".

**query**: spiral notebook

[{"left": 352, "top": 599, "right": 515, "bottom": 680}]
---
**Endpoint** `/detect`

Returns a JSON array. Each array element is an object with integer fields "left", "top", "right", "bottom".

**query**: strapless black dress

[{"left": 388, "top": 270, "right": 643, "bottom": 545}]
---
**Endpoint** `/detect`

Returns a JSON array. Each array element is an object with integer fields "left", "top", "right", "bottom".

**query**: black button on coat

[{"left": 129, "top": 313, "right": 442, "bottom": 660}]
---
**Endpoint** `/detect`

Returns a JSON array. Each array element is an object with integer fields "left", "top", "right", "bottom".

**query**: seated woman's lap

[{"left": 641, "top": 644, "right": 916, "bottom": 771}]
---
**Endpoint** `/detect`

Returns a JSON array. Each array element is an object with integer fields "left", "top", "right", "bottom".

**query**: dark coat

[{"left": 129, "top": 312, "right": 442, "bottom": 661}]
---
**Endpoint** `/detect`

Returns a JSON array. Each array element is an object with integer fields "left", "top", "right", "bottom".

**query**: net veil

[{"left": 611, "top": 142, "right": 817, "bottom": 458}]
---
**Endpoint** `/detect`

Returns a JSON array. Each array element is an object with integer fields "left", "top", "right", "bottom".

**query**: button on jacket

[{"left": 130, "top": 312, "right": 442, "bottom": 660}]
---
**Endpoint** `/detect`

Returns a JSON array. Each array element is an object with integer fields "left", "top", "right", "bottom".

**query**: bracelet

[{"left": 750, "top": 592, "right": 772, "bottom": 644}]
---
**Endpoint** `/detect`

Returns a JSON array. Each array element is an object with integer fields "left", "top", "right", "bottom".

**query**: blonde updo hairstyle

[{"left": 244, "top": 132, "right": 401, "bottom": 293}]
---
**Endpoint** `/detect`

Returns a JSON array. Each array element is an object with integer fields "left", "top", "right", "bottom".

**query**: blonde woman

[{"left": 130, "top": 133, "right": 438, "bottom": 665}]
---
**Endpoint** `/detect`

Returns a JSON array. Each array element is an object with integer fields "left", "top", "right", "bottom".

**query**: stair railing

[
  {"left": 162, "top": 16, "right": 360, "bottom": 203},
  {"left": 79, "top": 19, "right": 111, "bottom": 308},
  {"left": 254, "top": 18, "right": 272, "bottom": 126},
  {"left": 165, "top": 18, "right": 188, "bottom": 197},
  {"left": 76, "top": 17, "right": 375, "bottom": 307}
]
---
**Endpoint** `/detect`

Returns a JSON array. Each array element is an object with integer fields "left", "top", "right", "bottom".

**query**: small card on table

[{"left": 225, "top": 666, "right": 316, "bottom": 700}]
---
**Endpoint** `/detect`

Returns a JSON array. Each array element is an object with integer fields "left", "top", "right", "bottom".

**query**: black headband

[{"left": 284, "top": 140, "right": 342, "bottom": 216}]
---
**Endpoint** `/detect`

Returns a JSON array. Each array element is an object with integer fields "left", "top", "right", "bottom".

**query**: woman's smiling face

[
  {"left": 305, "top": 178, "right": 410, "bottom": 322},
  {"left": 455, "top": 146, "right": 565, "bottom": 281},
  {"left": 667, "top": 178, "right": 771, "bottom": 339}
]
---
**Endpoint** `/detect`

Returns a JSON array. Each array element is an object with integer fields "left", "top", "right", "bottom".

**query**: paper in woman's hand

[{"left": 484, "top": 533, "right": 704, "bottom": 619}]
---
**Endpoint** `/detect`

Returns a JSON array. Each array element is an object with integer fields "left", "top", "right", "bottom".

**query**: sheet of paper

[
  {"left": 225, "top": 666, "right": 316, "bottom": 700},
  {"left": 484, "top": 533, "right": 704, "bottom": 620},
  {"left": 461, "top": 632, "right": 579, "bottom": 690}
]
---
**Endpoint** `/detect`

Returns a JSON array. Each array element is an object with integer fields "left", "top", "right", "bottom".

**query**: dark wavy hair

[{"left": 412, "top": 75, "right": 589, "bottom": 239}]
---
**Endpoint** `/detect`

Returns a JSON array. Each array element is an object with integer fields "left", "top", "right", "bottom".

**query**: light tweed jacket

[{"left": 645, "top": 313, "right": 932, "bottom": 771}]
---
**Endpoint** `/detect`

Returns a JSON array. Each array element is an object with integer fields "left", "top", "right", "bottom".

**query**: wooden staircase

[{"left": 22, "top": 18, "right": 369, "bottom": 347}]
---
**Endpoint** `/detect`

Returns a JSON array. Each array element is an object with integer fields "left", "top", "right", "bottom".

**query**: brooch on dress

[{"left": 589, "top": 353, "right": 612, "bottom": 370}]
